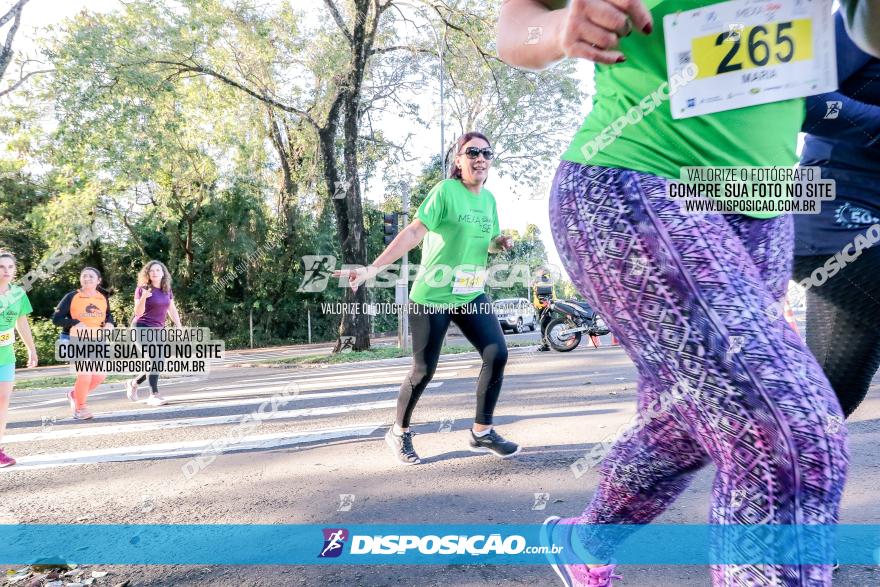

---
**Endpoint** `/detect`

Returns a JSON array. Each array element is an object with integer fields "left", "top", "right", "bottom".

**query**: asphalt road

[{"left": 3, "top": 326, "right": 879, "bottom": 586}]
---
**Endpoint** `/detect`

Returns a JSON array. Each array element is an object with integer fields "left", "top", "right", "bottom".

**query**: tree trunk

[
  {"left": 151, "top": 1, "right": 383, "bottom": 352},
  {"left": 328, "top": 0, "right": 376, "bottom": 352},
  {"left": 0, "top": 0, "right": 29, "bottom": 83},
  {"left": 312, "top": 0, "right": 382, "bottom": 353},
  {"left": 318, "top": 101, "right": 370, "bottom": 353},
  {"left": 267, "top": 108, "right": 296, "bottom": 218}
]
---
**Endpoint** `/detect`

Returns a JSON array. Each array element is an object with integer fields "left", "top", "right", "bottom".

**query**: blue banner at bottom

[{"left": 1, "top": 524, "right": 879, "bottom": 565}]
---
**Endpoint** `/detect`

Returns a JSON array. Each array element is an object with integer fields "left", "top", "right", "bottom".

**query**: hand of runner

[
  {"left": 26, "top": 349, "right": 38, "bottom": 368},
  {"left": 332, "top": 266, "right": 377, "bottom": 293},
  {"left": 558, "top": 0, "right": 653, "bottom": 64},
  {"left": 495, "top": 235, "right": 514, "bottom": 251}
]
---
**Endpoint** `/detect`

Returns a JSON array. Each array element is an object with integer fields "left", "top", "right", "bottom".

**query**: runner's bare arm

[
  {"left": 489, "top": 235, "right": 514, "bottom": 253},
  {"left": 332, "top": 219, "right": 429, "bottom": 291},
  {"left": 168, "top": 299, "right": 183, "bottom": 328},
  {"left": 132, "top": 289, "right": 150, "bottom": 324},
  {"left": 370, "top": 219, "right": 429, "bottom": 270},
  {"left": 497, "top": 0, "right": 652, "bottom": 69},
  {"left": 15, "top": 315, "right": 37, "bottom": 368}
]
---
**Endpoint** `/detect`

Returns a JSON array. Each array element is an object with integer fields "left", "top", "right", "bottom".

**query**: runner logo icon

[{"left": 318, "top": 528, "right": 349, "bottom": 558}]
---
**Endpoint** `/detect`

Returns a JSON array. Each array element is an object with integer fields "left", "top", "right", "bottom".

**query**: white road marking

[
  {"left": 9, "top": 361, "right": 467, "bottom": 411},
  {"left": 231, "top": 364, "right": 469, "bottom": 386},
  {"left": 148, "top": 376, "right": 451, "bottom": 404},
  {"left": 192, "top": 368, "right": 460, "bottom": 392},
  {"left": 9, "top": 376, "right": 196, "bottom": 411},
  {"left": 67, "top": 382, "right": 443, "bottom": 420},
  {"left": 5, "top": 400, "right": 397, "bottom": 443},
  {"left": 4, "top": 424, "right": 384, "bottom": 471}
]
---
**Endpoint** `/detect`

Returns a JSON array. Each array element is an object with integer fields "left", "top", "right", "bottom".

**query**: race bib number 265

[{"left": 664, "top": 0, "right": 836, "bottom": 118}]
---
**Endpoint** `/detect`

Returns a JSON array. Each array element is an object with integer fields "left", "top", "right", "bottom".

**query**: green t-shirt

[
  {"left": 0, "top": 285, "right": 32, "bottom": 366},
  {"left": 410, "top": 179, "right": 500, "bottom": 308},
  {"left": 561, "top": 0, "right": 804, "bottom": 219}
]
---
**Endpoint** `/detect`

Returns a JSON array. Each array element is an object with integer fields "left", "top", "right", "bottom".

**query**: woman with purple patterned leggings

[
  {"left": 498, "top": 1, "right": 849, "bottom": 586},
  {"left": 548, "top": 165, "right": 848, "bottom": 586}
]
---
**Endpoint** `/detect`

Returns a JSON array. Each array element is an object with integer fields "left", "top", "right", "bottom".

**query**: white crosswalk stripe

[
  {"left": 191, "top": 368, "right": 460, "bottom": 393},
  {"left": 80, "top": 382, "right": 442, "bottom": 420},
  {"left": 4, "top": 400, "right": 397, "bottom": 443},
  {"left": 6, "top": 424, "right": 384, "bottom": 471},
  {"left": 3, "top": 362, "right": 462, "bottom": 471},
  {"left": 231, "top": 363, "right": 469, "bottom": 385}
]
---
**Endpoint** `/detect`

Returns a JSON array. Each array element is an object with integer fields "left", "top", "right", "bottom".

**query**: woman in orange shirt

[{"left": 52, "top": 267, "right": 115, "bottom": 420}]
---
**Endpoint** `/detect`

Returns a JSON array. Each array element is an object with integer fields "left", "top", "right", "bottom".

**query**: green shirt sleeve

[
  {"left": 415, "top": 181, "right": 446, "bottom": 231},
  {"left": 17, "top": 288, "right": 32, "bottom": 318},
  {"left": 490, "top": 192, "right": 500, "bottom": 241}
]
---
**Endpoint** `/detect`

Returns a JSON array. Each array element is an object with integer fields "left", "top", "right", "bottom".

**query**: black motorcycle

[{"left": 543, "top": 299, "right": 610, "bottom": 352}]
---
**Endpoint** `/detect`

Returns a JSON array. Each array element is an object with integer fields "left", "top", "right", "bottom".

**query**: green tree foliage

[
  {"left": 487, "top": 224, "right": 550, "bottom": 301},
  {"left": 0, "top": 1, "right": 586, "bottom": 357}
]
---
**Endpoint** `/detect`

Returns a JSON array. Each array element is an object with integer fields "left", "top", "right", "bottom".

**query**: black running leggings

[
  {"left": 135, "top": 324, "right": 161, "bottom": 394},
  {"left": 793, "top": 246, "right": 880, "bottom": 417},
  {"left": 396, "top": 294, "right": 508, "bottom": 427}
]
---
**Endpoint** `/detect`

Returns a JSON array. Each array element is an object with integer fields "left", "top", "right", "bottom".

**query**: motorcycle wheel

[{"left": 546, "top": 318, "right": 581, "bottom": 352}]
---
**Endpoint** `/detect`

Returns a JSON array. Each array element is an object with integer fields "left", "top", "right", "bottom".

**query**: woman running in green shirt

[
  {"left": 336, "top": 132, "right": 520, "bottom": 465},
  {"left": 0, "top": 251, "right": 38, "bottom": 467}
]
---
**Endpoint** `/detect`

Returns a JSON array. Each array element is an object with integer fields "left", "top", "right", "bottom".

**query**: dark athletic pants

[
  {"left": 794, "top": 246, "right": 880, "bottom": 417},
  {"left": 538, "top": 304, "right": 553, "bottom": 346},
  {"left": 395, "top": 293, "right": 508, "bottom": 427},
  {"left": 135, "top": 324, "right": 161, "bottom": 394}
]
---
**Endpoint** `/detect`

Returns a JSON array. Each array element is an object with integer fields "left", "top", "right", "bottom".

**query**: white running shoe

[
  {"left": 125, "top": 379, "right": 139, "bottom": 402},
  {"left": 73, "top": 408, "right": 94, "bottom": 420},
  {"left": 146, "top": 394, "right": 168, "bottom": 407}
]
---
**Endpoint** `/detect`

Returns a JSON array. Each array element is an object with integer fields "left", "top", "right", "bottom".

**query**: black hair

[{"left": 81, "top": 266, "right": 113, "bottom": 297}]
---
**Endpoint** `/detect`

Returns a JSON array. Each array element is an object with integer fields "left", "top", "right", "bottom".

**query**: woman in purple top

[{"left": 125, "top": 260, "right": 182, "bottom": 406}]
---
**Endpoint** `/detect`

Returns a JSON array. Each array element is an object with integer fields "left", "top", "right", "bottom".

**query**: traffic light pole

[{"left": 398, "top": 186, "right": 410, "bottom": 351}]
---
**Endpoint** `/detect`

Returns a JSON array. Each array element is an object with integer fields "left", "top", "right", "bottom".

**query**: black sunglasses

[{"left": 460, "top": 147, "right": 495, "bottom": 160}]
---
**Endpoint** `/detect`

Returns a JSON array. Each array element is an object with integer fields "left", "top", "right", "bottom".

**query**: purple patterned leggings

[{"left": 549, "top": 163, "right": 849, "bottom": 586}]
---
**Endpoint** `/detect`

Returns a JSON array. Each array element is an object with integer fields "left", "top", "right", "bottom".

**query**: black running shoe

[
  {"left": 537, "top": 345, "right": 550, "bottom": 352},
  {"left": 385, "top": 428, "right": 421, "bottom": 465},
  {"left": 468, "top": 429, "right": 521, "bottom": 458}
]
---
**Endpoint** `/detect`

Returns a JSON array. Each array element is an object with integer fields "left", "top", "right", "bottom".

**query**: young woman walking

[{"left": 125, "top": 260, "right": 182, "bottom": 406}]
